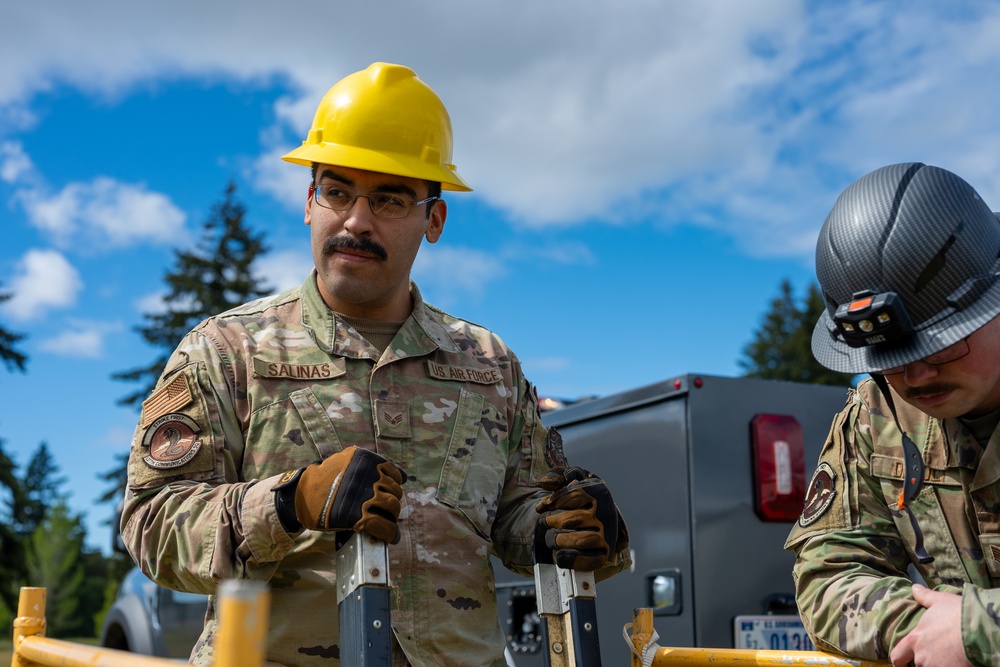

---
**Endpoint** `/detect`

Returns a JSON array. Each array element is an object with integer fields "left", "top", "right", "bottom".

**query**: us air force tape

[{"left": 142, "top": 413, "right": 203, "bottom": 470}]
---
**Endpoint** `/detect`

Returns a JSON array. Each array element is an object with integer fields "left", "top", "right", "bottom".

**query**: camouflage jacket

[
  {"left": 785, "top": 377, "right": 1000, "bottom": 665},
  {"left": 121, "top": 273, "right": 630, "bottom": 667}
]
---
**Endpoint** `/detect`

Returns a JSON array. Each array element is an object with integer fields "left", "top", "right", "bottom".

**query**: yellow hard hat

[{"left": 282, "top": 62, "right": 471, "bottom": 192}]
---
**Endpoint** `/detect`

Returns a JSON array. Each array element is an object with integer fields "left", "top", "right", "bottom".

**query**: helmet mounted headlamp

[{"left": 833, "top": 290, "right": 914, "bottom": 348}]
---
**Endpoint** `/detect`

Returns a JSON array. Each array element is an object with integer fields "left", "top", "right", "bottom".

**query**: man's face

[
  {"left": 885, "top": 314, "right": 1000, "bottom": 419},
  {"left": 305, "top": 165, "right": 445, "bottom": 321}
]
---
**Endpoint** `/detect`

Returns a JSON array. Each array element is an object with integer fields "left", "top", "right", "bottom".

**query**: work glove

[
  {"left": 273, "top": 446, "right": 404, "bottom": 543},
  {"left": 534, "top": 466, "right": 620, "bottom": 571}
]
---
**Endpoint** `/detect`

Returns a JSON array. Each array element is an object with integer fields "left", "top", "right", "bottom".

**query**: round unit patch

[
  {"left": 799, "top": 462, "right": 837, "bottom": 527},
  {"left": 142, "top": 413, "right": 203, "bottom": 470}
]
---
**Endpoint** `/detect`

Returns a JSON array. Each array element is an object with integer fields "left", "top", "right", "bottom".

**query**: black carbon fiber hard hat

[{"left": 813, "top": 162, "right": 1000, "bottom": 374}]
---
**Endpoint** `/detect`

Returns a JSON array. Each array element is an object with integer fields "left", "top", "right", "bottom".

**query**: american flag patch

[{"left": 141, "top": 373, "right": 193, "bottom": 428}]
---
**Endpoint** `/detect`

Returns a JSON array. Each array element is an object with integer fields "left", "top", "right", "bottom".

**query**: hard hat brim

[
  {"left": 282, "top": 142, "right": 472, "bottom": 192},
  {"left": 812, "top": 273, "right": 1000, "bottom": 374}
]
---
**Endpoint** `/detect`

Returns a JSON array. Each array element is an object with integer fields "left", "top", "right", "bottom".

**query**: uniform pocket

[
  {"left": 872, "top": 459, "right": 970, "bottom": 586},
  {"left": 244, "top": 387, "right": 344, "bottom": 478},
  {"left": 435, "top": 390, "right": 508, "bottom": 536}
]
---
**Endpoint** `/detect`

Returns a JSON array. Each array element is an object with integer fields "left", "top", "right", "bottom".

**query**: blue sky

[{"left": 2, "top": 0, "right": 1000, "bottom": 553}]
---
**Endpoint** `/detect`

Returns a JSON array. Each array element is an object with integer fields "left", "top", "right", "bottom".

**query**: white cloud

[
  {"left": 2, "top": 248, "right": 83, "bottom": 321},
  {"left": 0, "top": 140, "right": 35, "bottom": 184},
  {"left": 413, "top": 244, "right": 505, "bottom": 301},
  {"left": 36, "top": 318, "right": 122, "bottom": 358},
  {"left": 3, "top": 1, "right": 1000, "bottom": 260},
  {"left": 252, "top": 148, "right": 309, "bottom": 215},
  {"left": 19, "top": 177, "right": 187, "bottom": 249},
  {"left": 135, "top": 290, "right": 168, "bottom": 316},
  {"left": 257, "top": 249, "right": 313, "bottom": 293},
  {"left": 502, "top": 242, "right": 596, "bottom": 267}
]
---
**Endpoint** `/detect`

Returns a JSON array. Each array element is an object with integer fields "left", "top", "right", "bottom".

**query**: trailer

[{"left": 497, "top": 373, "right": 849, "bottom": 665}]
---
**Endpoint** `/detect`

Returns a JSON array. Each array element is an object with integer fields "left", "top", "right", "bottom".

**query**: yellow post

[
  {"left": 213, "top": 580, "right": 270, "bottom": 667},
  {"left": 12, "top": 587, "right": 46, "bottom": 667},
  {"left": 629, "top": 608, "right": 655, "bottom": 667}
]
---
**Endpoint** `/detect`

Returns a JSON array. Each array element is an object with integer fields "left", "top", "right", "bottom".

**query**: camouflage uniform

[
  {"left": 785, "top": 377, "right": 1000, "bottom": 665},
  {"left": 121, "top": 273, "right": 630, "bottom": 667}
]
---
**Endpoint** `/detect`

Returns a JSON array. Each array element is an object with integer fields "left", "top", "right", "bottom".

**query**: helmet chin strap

[{"left": 870, "top": 372, "right": 934, "bottom": 564}]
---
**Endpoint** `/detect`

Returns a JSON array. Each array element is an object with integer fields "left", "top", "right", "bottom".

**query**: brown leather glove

[
  {"left": 534, "top": 466, "right": 619, "bottom": 571},
  {"left": 273, "top": 446, "right": 404, "bottom": 543}
]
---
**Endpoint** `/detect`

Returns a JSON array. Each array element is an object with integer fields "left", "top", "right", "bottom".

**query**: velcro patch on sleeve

[
  {"left": 141, "top": 413, "right": 203, "bottom": 469},
  {"left": 426, "top": 360, "right": 501, "bottom": 385},
  {"left": 129, "top": 364, "right": 218, "bottom": 489},
  {"left": 544, "top": 427, "right": 569, "bottom": 469},
  {"left": 140, "top": 372, "right": 193, "bottom": 428},
  {"left": 799, "top": 462, "right": 838, "bottom": 527},
  {"left": 785, "top": 409, "right": 853, "bottom": 549}
]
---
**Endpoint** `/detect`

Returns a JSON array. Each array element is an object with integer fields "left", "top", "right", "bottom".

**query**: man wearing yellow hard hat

[{"left": 121, "top": 62, "right": 631, "bottom": 666}]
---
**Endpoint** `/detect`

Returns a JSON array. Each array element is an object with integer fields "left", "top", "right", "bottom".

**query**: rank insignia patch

[
  {"left": 374, "top": 400, "right": 411, "bottom": 439},
  {"left": 141, "top": 413, "right": 203, "bottom": 470},
  {"left": 799, "top": 461, "right": 837, "bottom": 527}
]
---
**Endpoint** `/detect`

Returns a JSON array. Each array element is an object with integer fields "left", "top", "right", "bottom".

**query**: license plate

[{"left": 734, "top": 615, "right": 814, "bottom": 651}]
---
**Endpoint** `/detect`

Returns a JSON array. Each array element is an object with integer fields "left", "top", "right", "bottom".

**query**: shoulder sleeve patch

[
  {"left": 799, "top": 462, "right": 838, "bottom": 526},
  {"left": 141, "top": 414, "right": 203, "bottom": 469},
  {"left": 785, "top": 408, "right": 854, "bottom": 549},
  {"left": 140, "top": 372, "right": 193, "bottom": 428},
  {"left": 129, "top": 364, "right": 218, "bottom": 490},
  {"left": 544, "top": 427, "right": 569, "bottom": 469}
]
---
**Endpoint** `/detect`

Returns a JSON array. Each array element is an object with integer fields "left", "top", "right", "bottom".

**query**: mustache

[
  {"left": 322, "top": 235, "right": 388, "bottom": 261},
  {"left": 905, "top": 383, "right": 959, "bottom": 400}
]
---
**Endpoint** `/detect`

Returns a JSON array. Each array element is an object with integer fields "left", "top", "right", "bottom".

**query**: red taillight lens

[{"left": 750, "top": 414, "right": 806, "bottom": 522}]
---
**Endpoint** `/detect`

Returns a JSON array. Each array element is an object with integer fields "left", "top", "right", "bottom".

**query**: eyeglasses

[
  {"left": 310, "top": 183, "right": 438, "bottom": 219},
  {"left": 881, "top": 337, "right": 971, "bottom": 375}
]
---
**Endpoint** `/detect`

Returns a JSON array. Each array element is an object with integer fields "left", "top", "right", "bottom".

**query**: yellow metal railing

[
  {"left": 11, "top": 581, "right": 269, "bottom": 667},
  {"left": 625, "top": 608, "right": 891, "bottom": 667},
  {"left": 12, "top": 582, "right": 894, "bottom": 667}
]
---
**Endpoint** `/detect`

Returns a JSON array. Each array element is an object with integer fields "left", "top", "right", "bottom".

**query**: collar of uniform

[
  {"left": 298, "top": 272, "right": 461, "bottom": 357},
  {"left": 880, "top": 381, "right": 987, "bottom": 473},
  {"left": 966, "top": 412, "right": 1000, "bottom": 491},
  {"left": 861, "top": 378, "right": 954, "bottom": 470},
  {"left": 299, "top": 271, "right": 372, "bottom": 359},
  {"left": 406, "top": 282, "right": 462, "bottom": 354}
]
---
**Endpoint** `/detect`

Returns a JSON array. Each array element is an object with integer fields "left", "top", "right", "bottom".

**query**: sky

[{"left": 2, "top": 0, "right": 1000, "bottom": 553}]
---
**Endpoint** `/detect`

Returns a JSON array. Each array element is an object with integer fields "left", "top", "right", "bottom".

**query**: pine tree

[
  {"left": 0, "top": 283, "right": 28, "bottom": 621},
  {"left": 21, "top": 442, "right": 67, "bottom": 536},
  {"left": 1, "top": 441, "right": 67, "bottom": 618},
  {"left": 104, "top": 183, "right": 271, "bottom": 502},
  {"left": 0, "top": 283, "right": 28, "bottom": 375},
  {"left": 0, "top": 438, "right": 26, "bottom": 617},
  {"left": 739, "top": 279, "right": 855, "bottom": 386},
  {"left": 26, "top": 502, "right": 87, "bottom": 637},
  {"left": 112, "top": 182, "right": 272, "bottom": 407}
]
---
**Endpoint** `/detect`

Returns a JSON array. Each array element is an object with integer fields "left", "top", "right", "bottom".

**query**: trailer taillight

[{"left": 750, "top": 414, "right": 806, "bottom": 522}]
